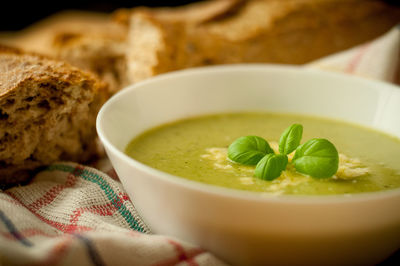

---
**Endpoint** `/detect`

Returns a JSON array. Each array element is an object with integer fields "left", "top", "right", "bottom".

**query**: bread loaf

[
  {"left": 113, "top": 0, "right": 244, "bottom": 25},
  {"left": 0, "top": 11, "right": 128, "bottom": 94},
  {"left": 124, "top": 0, "right": 400, "bottom": 83},
  {"left": 52, "top": 20, "right": 128, "bottom": 94},
  {"left": 0, "top": 46, "right": 107, "bottom": 187}
]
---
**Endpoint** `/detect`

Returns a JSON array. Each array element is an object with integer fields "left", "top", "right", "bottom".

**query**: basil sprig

[
  {"left": 279, "top": 124, "right": 303, "bottom": 155},
  {"left": 228, "top": 136, "right": 274, "bottom": 165},
  {"left": 292, "top": 138, "right": 339, "bottom": 178},
  {"left": 227, "top": 124, "right": 339, "bottom": 181},
  {"left": 255, "top": 154, "right": 288, "bottom": 180}
]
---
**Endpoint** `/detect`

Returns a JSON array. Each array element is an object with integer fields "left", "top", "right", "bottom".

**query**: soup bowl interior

[{"left": 97, "top": 65, "right": 400, "bottom": 265}]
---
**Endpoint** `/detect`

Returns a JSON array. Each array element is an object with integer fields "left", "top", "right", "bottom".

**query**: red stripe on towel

[
  {"left": 32, "top": 236, "right": 73, "bottom": 266},
  {"left": 346, "top": 43, "right": 370, "bottom": 73},
  {"left": 152, "top": 239, "right": 204, "bottom": 266},
  {"left": 5, "top": 191, "right": 92, "bottom": 233},
  {"left": 70, "top": 203, "right": 117, "bottom": 226},
  {"left": 27, "top": 166, "right": 81, "bottom": 211}
]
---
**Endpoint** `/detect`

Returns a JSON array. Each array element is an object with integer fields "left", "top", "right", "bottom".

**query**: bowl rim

[{"left": 97, "top": 64, "right": 400, "bottom": 204}]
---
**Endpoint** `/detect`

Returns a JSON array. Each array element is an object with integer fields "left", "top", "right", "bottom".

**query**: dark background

[
  {"left": 1, "top": 0, "right": 399, "bottom": 31},
  {"left": 0, "top": 1, "right": 200, "bottom": 31}
]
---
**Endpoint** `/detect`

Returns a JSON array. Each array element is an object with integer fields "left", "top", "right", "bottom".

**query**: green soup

[{"left": 125, "top": 113, "right": 400, "bottom": 195}]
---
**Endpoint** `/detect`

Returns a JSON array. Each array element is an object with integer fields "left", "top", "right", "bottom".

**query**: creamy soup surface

[{"left": 125, "top": 113, "right": 400, "bottom": 195}]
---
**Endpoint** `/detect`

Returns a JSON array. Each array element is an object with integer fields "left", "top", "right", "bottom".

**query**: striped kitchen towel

[
  {"left": 306, "top": 24, "right": 400, "bottom": 83},
  {"left": 0, "top": 25, "right": 399, "bottom": 266},
  {"left": 0, "top": 162, "right": 227, "bottom": 266}
]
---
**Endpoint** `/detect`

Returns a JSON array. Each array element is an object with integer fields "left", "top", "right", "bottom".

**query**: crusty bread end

[{"left": 0, "top": 45, "right": 108, "bottom": 187}]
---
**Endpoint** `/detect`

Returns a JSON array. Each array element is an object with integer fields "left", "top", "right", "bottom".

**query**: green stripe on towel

[{"left": 47, "top": 164, "right": 147, "bottom": 233}]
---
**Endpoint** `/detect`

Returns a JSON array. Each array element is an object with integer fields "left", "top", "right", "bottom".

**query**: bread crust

[
  {"left": 0, "top": 45, "right": 107, "bottom": 187},
  {"left": 0, "top": 11, "right": 127, "bottom": 94},
  {"left": 113, "top": 0, "right": 245, "bottom": 26},
  {"left": 124, "top": 0, "right": 400, "bottom": 82},
  {"left": 52, "top": 32, "right": 127, "bottom": 94},
  {"left": 0, "top": 45, "right": 104, "bottom": 98}
]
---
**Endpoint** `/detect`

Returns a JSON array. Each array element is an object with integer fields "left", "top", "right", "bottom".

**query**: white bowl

[{"left": 97, "top": 65, "right": 400, "bottom": 265}]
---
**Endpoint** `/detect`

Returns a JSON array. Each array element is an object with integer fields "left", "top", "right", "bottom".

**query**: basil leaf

[
  {"left": 292, "top": 138, "right": 339, "bottom": 178},
  {"left": 279, "top": 124, "right": 303, "bottom": 155},
  {"left": 255, "top": 154, "right": 288, "bottom": 181},
  {"left": 228, "top": 136, "right": 274, "bottom": 165}
]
